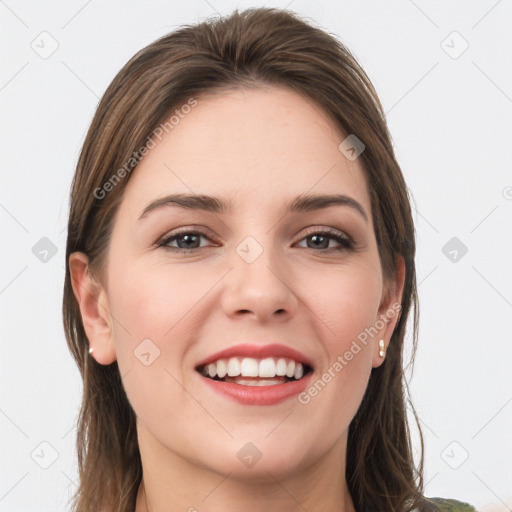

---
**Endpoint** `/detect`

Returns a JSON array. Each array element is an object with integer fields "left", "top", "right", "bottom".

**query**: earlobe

[
  {"left": 68, "top": 252, "right": 117, "bottom": 365},
  {"left": 372, "top": 255, "right": 406, "bottom": 368}
]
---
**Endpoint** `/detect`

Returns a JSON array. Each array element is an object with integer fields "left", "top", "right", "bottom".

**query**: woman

[{"left": 63, "top": 7, "right": 476, "bottom": 512}]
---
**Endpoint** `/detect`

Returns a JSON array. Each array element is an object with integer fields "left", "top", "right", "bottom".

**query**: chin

[{"left": 191, "top": 435, "right": 317, "bottom": 481}]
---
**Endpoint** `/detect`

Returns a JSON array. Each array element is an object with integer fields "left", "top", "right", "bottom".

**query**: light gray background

[{"left": 1, "top": 1, "right": 511, "bottom": 510}]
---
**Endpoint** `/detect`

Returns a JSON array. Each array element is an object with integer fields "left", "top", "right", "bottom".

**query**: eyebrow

[{"left": 138, "top": 193, "right": 369, "bottom": 223}]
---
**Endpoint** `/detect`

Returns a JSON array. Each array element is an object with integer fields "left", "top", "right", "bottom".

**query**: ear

[
  {"left": 69, "top": 252, "right": 117, "bottom": 365},
  {"left": 372, "top": 254, "right": 406, "bottom": 368}
]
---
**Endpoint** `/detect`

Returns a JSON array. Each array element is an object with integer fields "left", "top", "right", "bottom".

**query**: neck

[{"left": 134, "top": 423, "right": 355, "bottom": 512}]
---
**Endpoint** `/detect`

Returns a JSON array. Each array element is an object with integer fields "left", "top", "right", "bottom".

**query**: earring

[
  {"left": 88, "top": 347, "right": 94, "bottom": 354},
  {"left": 378, "top": 339, "right": 386, "bottom": 358}
]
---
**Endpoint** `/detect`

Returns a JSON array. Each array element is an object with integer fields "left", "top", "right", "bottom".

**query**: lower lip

[{"left": 199, "top": 373, "right": 314, "bottom": 405}]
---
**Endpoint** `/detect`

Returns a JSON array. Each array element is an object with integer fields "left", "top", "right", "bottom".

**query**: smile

[
  {"left": 195, "top": 344, "right": 315, "bottom": 405},
  {"left": 198, "top": 356, "right": 312, "bottom": 385}
]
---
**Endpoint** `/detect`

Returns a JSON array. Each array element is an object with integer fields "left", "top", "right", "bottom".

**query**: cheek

[
  {"left": 108, "top": 260, "right": 218, "bottom": 348},
  {"left": 304, "top": 257, "right": 382, "bottom": 349},
  {"left": 105, "top": 260, "right": 221, "bottom": 407},
  {"left": 106, "top": 270, "right": 192, "bottom": 435},
  {"left": 296, "top": 258, "right": 381, "bottom": 415}
]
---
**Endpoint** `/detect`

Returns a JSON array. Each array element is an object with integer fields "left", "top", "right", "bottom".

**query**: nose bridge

[{"left": 222, "top": 233, "right": 296, "bottom": 320}]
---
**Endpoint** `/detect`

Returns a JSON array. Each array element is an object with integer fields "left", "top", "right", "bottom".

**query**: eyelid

[
  {"left": 155, "top": 225, "right": 217, "bottom": 245},
  {"left": 298, "top": 225, "right": 352, "bottom": 241}
]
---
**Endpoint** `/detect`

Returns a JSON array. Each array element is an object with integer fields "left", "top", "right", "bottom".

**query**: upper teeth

[{"left": 201, "top": 357, "right": 305, "bottom": 380}]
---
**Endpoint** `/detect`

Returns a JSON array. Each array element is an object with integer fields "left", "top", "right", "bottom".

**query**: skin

[{"left": 70, "top": 85, "right": 405, "bottom": 512}]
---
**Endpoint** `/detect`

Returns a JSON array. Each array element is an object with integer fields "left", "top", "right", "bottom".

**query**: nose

[{"left": 221, "top": 243, "right": 298, "bottom": 323}]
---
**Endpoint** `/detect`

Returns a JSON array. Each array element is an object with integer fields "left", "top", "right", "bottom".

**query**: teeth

[
  {"left": 259, "top": 357, "right": 276, "bottom": 378},
  {"left": 276, "top": 358, "right": 287, "bottom": 376},
  {"left": 200, "top": 357, "right": 306, "bottom": 380},
  {"left": 240, "top": 357, "right": 259, "bottom": 377},
  {"left": 286, "top": 360, "right": 295, "bottom": 378},
  {"left": 216, "top": 359, "right": 227, "bottom": 378},
  {"left": 227, "top": 358, "right": 241, "bottom": 377},
  {"left": 227, "top": 377, "right": 285, "bottom": 386}
]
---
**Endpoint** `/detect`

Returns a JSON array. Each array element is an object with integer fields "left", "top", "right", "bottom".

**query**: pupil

[
  {"left": 178, "top": 234, "right": 199, "bottom": 249},
  {"left": 310, "top": 234, "right": 327, "bottom": 249}
]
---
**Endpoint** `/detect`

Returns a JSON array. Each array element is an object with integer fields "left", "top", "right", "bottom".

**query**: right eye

[{"left": 157, "top": 229, "right": 217, "bottom": 252}]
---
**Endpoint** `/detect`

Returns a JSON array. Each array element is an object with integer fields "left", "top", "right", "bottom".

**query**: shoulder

[{"left": 427, "top": 497, "right": 478, "bottom": 512}]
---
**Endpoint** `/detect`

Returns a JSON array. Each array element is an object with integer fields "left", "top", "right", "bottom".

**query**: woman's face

[{"left": 79, "top": 86, "right": 403, "bottom": 480}]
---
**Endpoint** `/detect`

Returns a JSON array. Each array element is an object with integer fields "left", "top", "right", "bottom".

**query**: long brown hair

[{"left": 63, "top": 7, "right": 437, "bottom": 511}]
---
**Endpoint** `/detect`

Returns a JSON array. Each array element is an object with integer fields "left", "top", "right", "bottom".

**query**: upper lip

[{"left": 195, "top": 343, "right": 314, "bottom": 370}]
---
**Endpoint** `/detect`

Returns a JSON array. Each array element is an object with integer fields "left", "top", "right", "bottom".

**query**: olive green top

[{"left": 429, "top": 497, "right": 478, "bottom": 511}]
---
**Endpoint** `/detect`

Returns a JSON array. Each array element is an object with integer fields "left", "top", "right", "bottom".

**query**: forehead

[{"left": 120, "top": 85, "right": 371, "bottom": 217}]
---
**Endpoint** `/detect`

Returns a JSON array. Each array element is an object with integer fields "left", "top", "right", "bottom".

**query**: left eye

[
  {"left": 295, "top": 231, "right": 353, "bottom": 251},
  {"left": 158, "top": 229, "right": 353, "bottom": 252}
]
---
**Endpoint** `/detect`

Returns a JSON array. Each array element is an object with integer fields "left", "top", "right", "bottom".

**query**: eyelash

[{"left": 156, "top": 227, "right": 355, "bottom": 253}]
